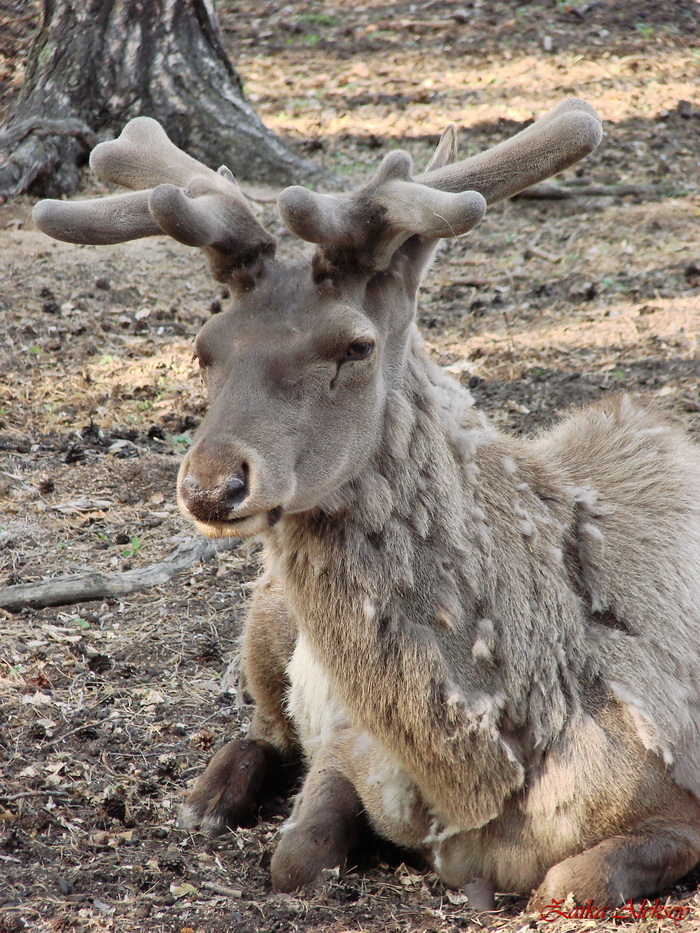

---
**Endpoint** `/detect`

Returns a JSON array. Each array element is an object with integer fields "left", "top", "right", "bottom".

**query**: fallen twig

[
  {"left": 514, "top": 182, "right": 675, "bottom": 200},
  {"left": 0, "top": 536, "right": 238, "bottom": 612},
  {"left": 200, "top": 880, "right": 244, "bottom": 898},
  {"left": 0, "top": 790, "right": 72, "bottom": 802}
]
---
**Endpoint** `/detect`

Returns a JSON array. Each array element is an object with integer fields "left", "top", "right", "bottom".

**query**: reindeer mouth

[{"left": 186, "top": 507, "right": 284, "bottom": 540}]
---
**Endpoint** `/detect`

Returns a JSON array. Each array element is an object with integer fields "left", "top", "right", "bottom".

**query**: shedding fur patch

[
  {"left": 385, "top": 518, "right": 415, "bottom": 589},
  {"left": 566, "top": 483, "right": 599, "bottom": 510},
  {"left": 383, "top": 389, "right": 416, "bottom": 461},
  {"left": 470, "top": 505, "right": 487, "bottom": 523},
  {"left": 580, "top": 521, "right": 604, "bottom": 543},
  {"left": 513, "top": 501, "right": 536, "bottom": 537},
  {"left": 352, "top": 731, "right": 374, "bottom": 758},
  {"left": 364, "top": 757, "right": 420, "bottom": 828},
  {"left": 472, "top": 617, "right": 495, "bottom": 661},
  {"left": 453, "top": 427, "right": 493, "bottom": 463},
  {"left": 452, "top": 688, "right": 507, "bottom": 738},
  {"left": 422, "top": 819, "right": 462, "bottom": 847},
  {"left": 607, "top": 680, "right": 674, "bottom": 765},
  {"left": 355, "top": 469, "right": 394, "bottom": 532},
  {"left": 434, "top": 566, "right": 461, "bottom": 630}
]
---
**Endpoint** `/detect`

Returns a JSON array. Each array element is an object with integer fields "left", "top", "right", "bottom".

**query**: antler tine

[
  {"left": 89, "top": 117, "right": 219, "bottom": 191},
  {"left": 277, "top": 100, "right": 600, "bottom": 277},
  {"left": 148, "top": 173, "right": 276, "bottom": 282},
  {"left": 32, "top": 191, "right": 160, "bottom": 244},
  {"left": 415, "top": 98, "right": 603, "bottom": 204}
]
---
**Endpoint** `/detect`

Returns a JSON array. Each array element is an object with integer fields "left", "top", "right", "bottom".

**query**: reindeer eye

[{"left": 343, "top": 341, "right": 374, "bottom": 362}]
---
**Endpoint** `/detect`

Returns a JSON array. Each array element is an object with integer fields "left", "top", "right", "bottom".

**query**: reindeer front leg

[
  {"left": 179, "top": 574, "right": 301, "bottom": 834},
  {"left": 271, "top": 741, "right": 367, "bottom": 892}
]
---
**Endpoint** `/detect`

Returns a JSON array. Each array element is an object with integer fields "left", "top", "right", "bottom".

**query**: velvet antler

[{"left": 32, "top": 117, "right": 275, "bottom": 283}]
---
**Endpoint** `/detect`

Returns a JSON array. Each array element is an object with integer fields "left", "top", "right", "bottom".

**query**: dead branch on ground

[
  {"left": 0, "top": 536, "right": 238, "bottom": 612},
  {"left": 515, "top": 181, "right": 676, "bottom": 200}
]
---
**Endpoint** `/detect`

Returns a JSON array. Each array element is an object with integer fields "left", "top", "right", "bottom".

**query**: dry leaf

[{"left": 169, "top": 882, "right": 198, "bottom": 899}]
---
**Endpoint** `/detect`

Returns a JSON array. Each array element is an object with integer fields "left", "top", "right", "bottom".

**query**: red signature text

[{"left": 540, "top": 897, "right": 691, "bottom": 924}]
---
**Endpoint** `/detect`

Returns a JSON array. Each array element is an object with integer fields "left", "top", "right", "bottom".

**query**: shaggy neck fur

[{"left": 268, "top": 330, "right": 605, "bottom": 829}]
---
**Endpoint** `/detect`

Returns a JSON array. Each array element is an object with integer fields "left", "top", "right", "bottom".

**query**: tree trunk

[{"left": 0, "top": 0, "right": 329, "bottom": 200}]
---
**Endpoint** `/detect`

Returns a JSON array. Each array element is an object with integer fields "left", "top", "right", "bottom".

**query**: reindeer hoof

[
  {"left": 178, "top": 738, "right": 269, "bottom": 834},
  {"left": 270, "top": 819, "right": 356, "bottom": 893}
]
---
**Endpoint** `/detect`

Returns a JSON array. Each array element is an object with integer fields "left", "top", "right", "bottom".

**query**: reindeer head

[{"left": 33, "top": 101, "right": 602, "bottom": 538}]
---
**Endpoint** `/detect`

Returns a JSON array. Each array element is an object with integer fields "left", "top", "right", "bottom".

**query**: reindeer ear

[{"left": 426, "top": 124, "right": 459, "bottom": 172}]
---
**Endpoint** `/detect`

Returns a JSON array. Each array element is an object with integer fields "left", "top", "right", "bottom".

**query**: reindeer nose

[{"left": 180, "top": 469, "right": 249, "bottom": 523}]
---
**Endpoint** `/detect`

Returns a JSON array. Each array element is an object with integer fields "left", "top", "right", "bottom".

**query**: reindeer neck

[{"left": 274, "top": 330, "right": 492, "bottom": 600}]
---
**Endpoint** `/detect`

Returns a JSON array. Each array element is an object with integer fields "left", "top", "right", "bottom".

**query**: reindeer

[{"left": 33, "top": 99, "right": 700, "bottom": 911}]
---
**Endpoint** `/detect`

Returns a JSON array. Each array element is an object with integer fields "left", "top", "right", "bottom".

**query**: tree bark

[{"left": 0, "top": 0, "right": 329, "bottom": 201}]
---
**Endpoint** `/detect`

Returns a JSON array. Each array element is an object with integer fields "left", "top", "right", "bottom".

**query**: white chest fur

[{"left": 286, "top": 633, "right": 351, "bottom": 754}]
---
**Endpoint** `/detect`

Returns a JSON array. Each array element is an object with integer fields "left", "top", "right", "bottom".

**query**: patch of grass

[
  {"left": 171, "top": 433, "right": 192, "bottom": 450},
  {"left": 635, "top": 22, "right": 655, "bottom": 39},
  {"left": 298, "top": 12, "right": 339, "bottom": 27},
  {"left": 121, "top": 535, "right": 143, "bottom": 558}
]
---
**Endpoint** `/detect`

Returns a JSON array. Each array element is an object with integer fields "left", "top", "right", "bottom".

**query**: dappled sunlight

[
  {"left": 242, "top": 47, "right": 700, "bottom": 141},
  {"left": 444, "top": 294, "right": 699, "bottom": 384},
  {"left": 0, "top": 337, "right": 199, "bottom": 436}
]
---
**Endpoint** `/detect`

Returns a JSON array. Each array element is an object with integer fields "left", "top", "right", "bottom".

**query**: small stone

[{"left": 464, "top": 877, "right": 496, "bottom": 910}]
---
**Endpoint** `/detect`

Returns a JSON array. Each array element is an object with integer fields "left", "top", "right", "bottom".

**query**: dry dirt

[{"left": 1, "top": 1, "right": 700, "bottom": 932}]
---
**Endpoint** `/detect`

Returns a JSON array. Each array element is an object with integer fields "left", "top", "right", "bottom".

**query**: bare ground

[{"left": 1, "top": 2, "right": 699, "bottom": 931}]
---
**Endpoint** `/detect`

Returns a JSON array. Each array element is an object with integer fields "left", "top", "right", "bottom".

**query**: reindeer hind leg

[{"left": 530, "top": 816, "right": 700, "bottom": 911}]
